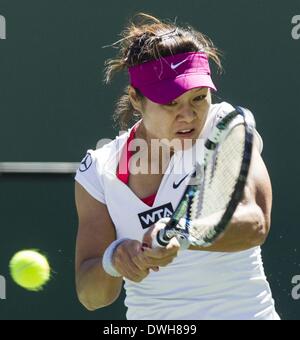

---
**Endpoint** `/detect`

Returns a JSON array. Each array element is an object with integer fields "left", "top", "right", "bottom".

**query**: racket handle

[
  {"left": 152, "top": 229, "right": 170, "bottom": 248},
  {"left": 152, "top": 236, "right": 164, "bottom": 248},
  {"left": 152, "top": 229, "right": 191, "bottom": 250}
]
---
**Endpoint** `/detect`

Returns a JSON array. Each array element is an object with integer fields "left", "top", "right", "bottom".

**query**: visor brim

[{"left": 139, "top": 73, "right": 217, "bottom": 105}]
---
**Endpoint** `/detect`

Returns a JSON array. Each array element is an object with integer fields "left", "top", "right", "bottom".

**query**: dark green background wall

[{"left": 0, "top": 0, "right": 299, "bottom": 320}]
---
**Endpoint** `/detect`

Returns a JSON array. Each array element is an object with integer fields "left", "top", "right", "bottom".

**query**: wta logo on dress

[
  {"left": 138, "top": 203, "right": 174, "bottom": 229},
  {"left": 292, "top": 15, "right": 300, "bottom": 40},
  {"left": 0, "top": 15, "right": 6, "bottom": 40}
]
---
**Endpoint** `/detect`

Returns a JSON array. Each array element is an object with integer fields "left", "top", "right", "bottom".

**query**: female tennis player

[{"left": 75, "top": 13, "right": 280, "bottom": 320}]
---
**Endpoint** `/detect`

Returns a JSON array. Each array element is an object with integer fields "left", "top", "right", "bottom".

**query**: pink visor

[{"left": 129, "top": 52, "right": 216, "bottom": 105}]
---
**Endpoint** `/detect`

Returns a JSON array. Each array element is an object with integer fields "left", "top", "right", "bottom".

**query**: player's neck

[{"left": 135, "top": 122, "right": 174, "bottom": 174}]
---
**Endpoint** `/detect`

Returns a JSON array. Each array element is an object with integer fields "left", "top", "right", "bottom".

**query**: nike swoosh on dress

[{"left": 173, "top": 174, "right": 190, "bottom": 189}]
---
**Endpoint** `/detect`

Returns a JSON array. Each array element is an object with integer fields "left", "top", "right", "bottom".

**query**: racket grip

[
  {"left": 152, "top": 228, "right": 191, "bottom": 250},
  {"left": 152, "top": 236, "right": 164, "bottom": 248},
  {"left": 152, "top": 229, "right": 170, "bottom": 248}
]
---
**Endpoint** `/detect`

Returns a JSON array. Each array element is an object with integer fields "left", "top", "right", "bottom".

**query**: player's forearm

[
  {"left": 189, "top": 203, "right": 269, "bottom": 253},
  {"left": 76, "top": 257, "right": 123, "bottom": 311}
]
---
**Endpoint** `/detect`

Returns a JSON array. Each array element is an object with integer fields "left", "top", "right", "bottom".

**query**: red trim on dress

[{"left": 116, "top": 123, "right": 157, "bottom": 207}]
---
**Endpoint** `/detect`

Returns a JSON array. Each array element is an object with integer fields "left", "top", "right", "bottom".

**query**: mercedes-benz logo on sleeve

[{"left": 79, "top": 153, "right": 93, "bottom": 172}]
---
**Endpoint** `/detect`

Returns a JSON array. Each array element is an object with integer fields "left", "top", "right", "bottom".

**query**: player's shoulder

[
  {"left": 77, "top": 128, "right": 130, "bottom": 178},
  {"left": 210, "top": 101, "right": 263, "bottom": 153},
  {"left": 210, "top": 101, "right": 257, "bottom": 121},
  {"left": 89, "top": 129, "right": 130, "bottom": 165},
  {"left": 209, "top": 101, "right": 236, "bottom": 120},
  {"left": 199, "top": 101, "right": 236, "bottom": 139}
]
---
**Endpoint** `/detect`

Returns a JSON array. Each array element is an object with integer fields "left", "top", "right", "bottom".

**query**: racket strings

[{"left": 188, "top": 125, "right": 246, "bottom": 243}]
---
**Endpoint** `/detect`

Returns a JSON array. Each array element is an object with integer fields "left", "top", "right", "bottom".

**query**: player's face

[{"left": 141, "top": 87, "right": 211, "bottom": 150}]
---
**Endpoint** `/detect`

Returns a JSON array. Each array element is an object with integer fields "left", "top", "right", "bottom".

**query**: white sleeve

[
  {"left": 75, "top": 149, "right": 106, "bottom": 204},
  {"left": 254, "top": 129, "right": 264, "bottom": 154}
]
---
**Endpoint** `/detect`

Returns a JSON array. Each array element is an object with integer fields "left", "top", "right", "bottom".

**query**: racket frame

[{"left": 154, "top": 106, "right": 255, "bottom": 248}]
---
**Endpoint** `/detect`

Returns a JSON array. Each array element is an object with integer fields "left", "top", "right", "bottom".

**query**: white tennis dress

[{"left": 75, "top": 102, "right": 280, "bottom": 320}]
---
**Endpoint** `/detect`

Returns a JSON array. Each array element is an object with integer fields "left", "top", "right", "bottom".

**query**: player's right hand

[
  {"left": 112, "top": 239, "right": 159, "bottom": 283},
  {"left": 141, "top": 218, "right": 181, "bottom": 266}
]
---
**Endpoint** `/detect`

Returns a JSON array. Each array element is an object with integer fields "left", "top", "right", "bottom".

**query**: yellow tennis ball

[{"left": 9, "top": 250, "right": 51, "bottom": 291}]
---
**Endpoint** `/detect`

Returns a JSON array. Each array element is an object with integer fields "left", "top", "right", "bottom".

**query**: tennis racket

[{"left": 153, "top": 106, "right": 255, "bottom": 249}]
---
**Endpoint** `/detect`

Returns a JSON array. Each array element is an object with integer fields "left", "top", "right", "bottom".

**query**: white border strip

[{"left": 0, "top": 162, "right": 79, "bottom": 174}]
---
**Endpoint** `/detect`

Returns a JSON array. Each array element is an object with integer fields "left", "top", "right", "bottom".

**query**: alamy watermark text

[
  {"left": 0, "top": 14, "right": 6, "bottom": 40},
  {"left": 0, "top": 275, "right": 6, "bottom": 300},
  {"left": 292, "top": 15, "right": 300, "bottom": 40},
  {"left": 292, "top": 275, "right": 300, "bottom": 300}
]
